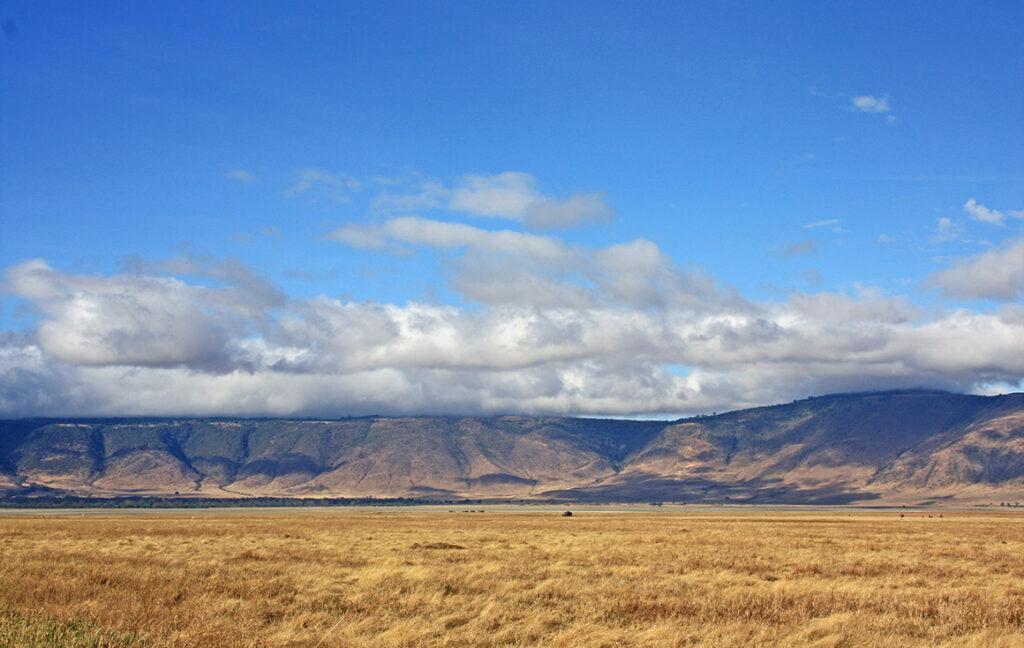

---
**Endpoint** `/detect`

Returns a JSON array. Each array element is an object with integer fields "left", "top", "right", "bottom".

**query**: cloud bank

[{"left": 2, "top": 219, "right": 1022, "bottom": 418}]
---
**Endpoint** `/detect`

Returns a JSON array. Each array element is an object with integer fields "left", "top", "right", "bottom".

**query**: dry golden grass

[{"left": 1, "top": 508, "right": 1023, "bottom": 647}]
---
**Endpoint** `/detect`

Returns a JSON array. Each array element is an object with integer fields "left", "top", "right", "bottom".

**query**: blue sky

[{"left": 0, "top": 1, "right": 1022, "bottom": 417}]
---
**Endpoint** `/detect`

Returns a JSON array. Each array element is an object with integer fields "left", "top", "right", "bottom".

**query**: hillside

[{"left": 1, "top": 390, "right": 1022, "bottom": 504}]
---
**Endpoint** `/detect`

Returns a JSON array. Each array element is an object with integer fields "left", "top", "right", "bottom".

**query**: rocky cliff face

[{"left": 2, "top": 391, "right": 1022, "bottom": 504}]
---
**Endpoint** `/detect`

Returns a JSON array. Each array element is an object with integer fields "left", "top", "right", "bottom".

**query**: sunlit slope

[
  {"left": 554, "top": 391, "right": 1024, "bottom": 503},
  {"left": 1, "top": 391, "right": 1021, "bottom": 503}
]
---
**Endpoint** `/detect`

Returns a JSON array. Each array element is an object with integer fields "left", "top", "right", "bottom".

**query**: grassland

[{"left": 1, "top": 508, "right": 1022, "bottom": 647}]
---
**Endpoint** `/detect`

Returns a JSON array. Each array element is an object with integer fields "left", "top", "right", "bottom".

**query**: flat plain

[{"left": 1, "top": 508, "right": 1023, "bottom": 647}]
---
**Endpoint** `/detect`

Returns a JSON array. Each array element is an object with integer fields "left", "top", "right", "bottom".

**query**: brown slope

[
  {"left": 308, "top": 417, "right": 647, "bottom": 498},
  {"left": 0, "top": 415, "right": 664, "bottom": 499},
  {"left": 869, "top": 394, "right": 1024, "bottom": 495},
  {"left": 9, "top": 423, "right": 103, "bottom": 492},
  {"left": 1, "top": 390, "right": 1022, "bottom": 502},
  {"left": 545, "top": 391, "right": 1024, "bottom": 503}
]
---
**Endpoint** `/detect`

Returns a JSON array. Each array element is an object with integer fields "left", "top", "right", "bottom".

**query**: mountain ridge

[{"left": 2, "top": 390, "right": 1023, "bottom": 505}]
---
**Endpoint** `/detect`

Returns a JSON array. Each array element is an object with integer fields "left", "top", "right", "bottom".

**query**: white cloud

[
  {"left": 877, "top": 234, "right": 896, "bottom": 244},
  {"left": 3, "top": 258, "right": 282, "bottom": 371},
  {"left": 3, "top": 282, "right": 1021, "bottom": 417},
  {"left": 851, "top": 95, "right": 892, "bottom": 113},
  {"left": 525, "top": 192, "right": 612, "bottom": 229},
  {"left": 450, "top": 253, "right": 597, "bottom": 309},
  {"left": 3, "top": 229, "right": 1023, "bottom": 417},
  {"left": 449, "top": 172, "right": 611, "bottom": 229},
  {"left": 385, "top": 216, "right": 569, "bottom": 258},
  {"left": 592, "top": 239, "right": 730, "bottom": 310},
  {"left": 963, "top": 198, "right": 1023, "bottom": 226},
  {"left": 328, "top": 217, "right": 738, "bottom": 312},
  {"left": 449, "top": 172, "right": 536, "bottom": 218},
  {"left": 329, "top": 216, "right": 572, "bottom": 262},
  {"left": 929, "top": 238, "right": 1024, "bottom": 301}
]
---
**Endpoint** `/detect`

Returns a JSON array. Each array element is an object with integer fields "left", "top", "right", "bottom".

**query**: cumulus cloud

[
  {"left": 449, "top": 254, "right": 597, "bottom": 309},
  {"left": 449, "top": 172, "right": 536, "bottom": 218},
  {"left": 328, "top": 217, "right": 740, "bottom": 312},
  {"left": 449, "top": 172, "right": 611, "bottom": 229},
  {"left": 2, "top": 229, "right": 1023, "bottom": 417},
  {"left": 0, "top": 332, "right": 78, "bottom": 415},
  {"left": 592, "top": 239, "right": 732, "bottom": 310},
  {"left": 851, "top": 95, "right": 891, "bottom": 113},
  {"left": 928, "top": 238, "right": 1024, "bottom": 301},
  {"left": 3, "top": 258, "right": 282, "bottom": 371},
  {"left": 963, "top": 198, "right": 1023, "bottom": 226}
]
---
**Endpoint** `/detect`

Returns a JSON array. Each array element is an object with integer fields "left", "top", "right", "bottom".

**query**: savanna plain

[{"left": 1, "top": 508, "right": 1023, "bottom": 647}]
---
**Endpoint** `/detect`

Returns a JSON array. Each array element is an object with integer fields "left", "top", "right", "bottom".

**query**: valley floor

[{"left": 1, "top": 509, "right": 1023, "bottom": 647}]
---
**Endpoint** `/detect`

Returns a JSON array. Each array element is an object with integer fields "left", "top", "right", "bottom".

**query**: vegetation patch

[
  {"left": 0, "top": 609, "right": 152, "bottom": 648},
  {"left": 1, "top": 511, "right": 1022, "bottom": 646},
  {"left": 410, "top": 542, "right": 466, "bottom": 550}
]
